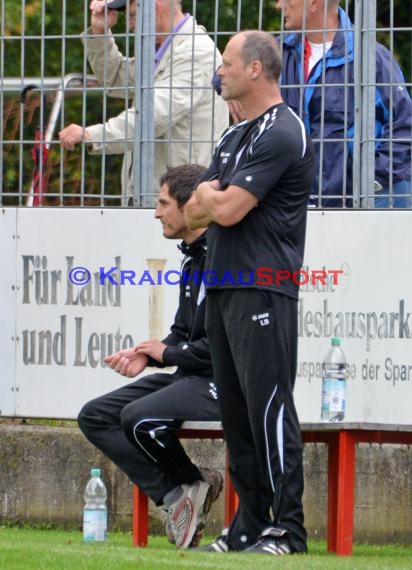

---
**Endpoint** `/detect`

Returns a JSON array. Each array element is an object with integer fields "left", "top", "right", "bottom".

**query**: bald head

[
  {"left": 218, "top": 30, "right": 283, "bottom": 119},
  {"left": 235, "top": 30, "right": 282, "bottom": 82}
]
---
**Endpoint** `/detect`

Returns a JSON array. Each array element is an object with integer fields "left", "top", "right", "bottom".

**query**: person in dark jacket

[
  {"left": 77, "top": 164, "right": 222, "bottom": 549},
  {"left": 276, "top": 0, "right": 412, "bottom": 207}
]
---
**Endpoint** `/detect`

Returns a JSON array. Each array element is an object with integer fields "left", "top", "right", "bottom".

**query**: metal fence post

[
  {"left": 353, "top": 0, "right": 377, "bottom": 208},
  {"left": 133, "top": 0, "right": 155, "bottom": 208}
]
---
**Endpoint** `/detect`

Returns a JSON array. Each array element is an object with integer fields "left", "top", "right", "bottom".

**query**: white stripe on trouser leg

[
  {"left": 276, "top": 404, "right": 285, "bottom": 474},
  {"left": 264, "top": 385, "right": 279, "bottom": 493},
  {"left": 132, "top": 417, "right": 174, "bottom": 463}
]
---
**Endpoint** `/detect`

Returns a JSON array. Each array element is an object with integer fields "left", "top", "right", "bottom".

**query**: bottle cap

[
  {"left": 91, "top": 468, "right": 101, "bottom": 477},
  {"left": 331, "top": 337, "right": 341, "bottom": 346}
]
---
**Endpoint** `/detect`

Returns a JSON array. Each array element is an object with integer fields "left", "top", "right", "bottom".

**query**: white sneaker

[{"left": 167, "top": 481, "right": 210, "bottom": 548}]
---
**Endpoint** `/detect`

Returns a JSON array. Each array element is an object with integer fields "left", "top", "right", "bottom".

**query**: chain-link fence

[{"left": 1, "top": 0, "right": 411, "bottom": 208}]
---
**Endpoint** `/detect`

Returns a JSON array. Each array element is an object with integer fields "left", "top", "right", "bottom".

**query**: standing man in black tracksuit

[
  {"left": 186, "top": 31, "right": 314, "bottom": 556},
  {"left": 78, "top": 164, "right": 222, "bottom": 550}
]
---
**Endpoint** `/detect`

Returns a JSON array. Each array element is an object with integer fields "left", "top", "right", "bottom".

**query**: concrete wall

[{"left": 0, "top": 424, "right": 411, "bottom": 543}]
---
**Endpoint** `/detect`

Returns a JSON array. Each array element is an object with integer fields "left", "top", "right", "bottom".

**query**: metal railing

[{"left": 0, "top": 0, "right": 411, "bottom": 208}]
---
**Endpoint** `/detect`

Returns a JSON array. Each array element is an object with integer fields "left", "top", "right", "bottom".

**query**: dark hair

[
  {"left": 159, "top": 164, "right": 207, "bottom": 207},
  {"left": 239, "top": 31, "right": 282, "bottom": 82}
]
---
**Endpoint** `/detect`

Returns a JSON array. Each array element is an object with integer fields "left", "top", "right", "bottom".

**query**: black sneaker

[
  {"left": 244, "top": 527, "right": 292, "bottom": 555},
  {"left": 198, "top": 528, "right": 229, "bottom": 552}
]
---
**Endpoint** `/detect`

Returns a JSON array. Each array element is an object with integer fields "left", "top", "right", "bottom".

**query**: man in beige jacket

[{"left": 59, "top": 0, "right": 228, "bottom": 204}]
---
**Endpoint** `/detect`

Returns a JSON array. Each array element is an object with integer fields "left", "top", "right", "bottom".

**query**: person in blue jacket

[{"left": 275, "top": 0, "right": 412, "bottom": 207}]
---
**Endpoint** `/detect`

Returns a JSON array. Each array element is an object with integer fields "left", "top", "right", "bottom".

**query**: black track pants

[
  {"left": 206, "top": 289, "right": 307, "bottom": 552},
  {"left": 78, "top": 371, "right": 220, "bottom": 505}
]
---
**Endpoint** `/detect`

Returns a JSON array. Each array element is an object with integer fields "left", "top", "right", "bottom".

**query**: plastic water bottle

[
  {"left": 83, "top": 468, "right": 108, "bottom": 542},
  {"left": 321, "top": 337, "right": 348, "bottom": 422}
]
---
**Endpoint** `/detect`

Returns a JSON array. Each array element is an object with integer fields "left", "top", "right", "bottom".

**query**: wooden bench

[{"left": 132, "top": 420, "right": 412, "bottom": 555}]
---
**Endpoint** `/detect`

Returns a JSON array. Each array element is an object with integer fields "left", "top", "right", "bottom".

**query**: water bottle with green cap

[{"left": 83, "top": 467, "right": 107, "bottom": 542}]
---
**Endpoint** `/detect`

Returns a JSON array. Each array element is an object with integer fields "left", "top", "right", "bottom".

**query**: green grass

[{"left": 0, "top": 528, "right": 411, "bottom": 570}]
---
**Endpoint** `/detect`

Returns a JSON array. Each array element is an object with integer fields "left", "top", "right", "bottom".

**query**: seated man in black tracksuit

[{"left": 78, "top": 164, "right": 222, "bottom": 549}]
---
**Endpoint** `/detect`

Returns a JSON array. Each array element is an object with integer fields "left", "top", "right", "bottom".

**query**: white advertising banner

[
  {"left": 1, "top": 208, "right": 411, "bottom": 424},
  {"left": 12, "top": 208, "right": 181, "bottom": 419},
  {"left": 295, "top": 210, "right": 412, "bottom": 425}
]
